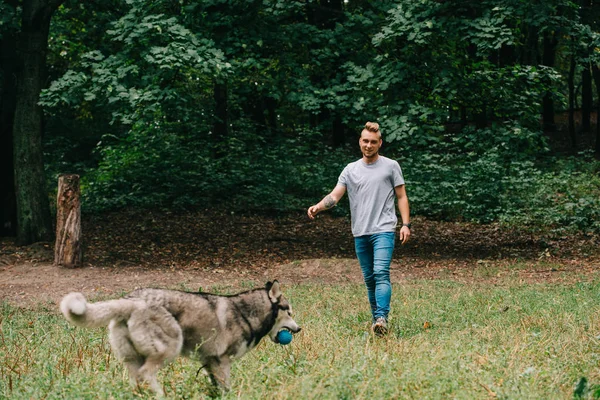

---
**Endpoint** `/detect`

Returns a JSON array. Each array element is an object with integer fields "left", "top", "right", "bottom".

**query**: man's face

[{"left": 359, "top": 130, "right": 382, "bottom": 160}]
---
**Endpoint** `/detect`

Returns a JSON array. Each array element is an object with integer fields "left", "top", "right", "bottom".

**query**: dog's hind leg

[
  {"left": 108, "top": 320, "right": 144, "bottom": 386},
  {"left": 137, "top": 356, "right": 166, "bottom": 394},
  {"left": 126, "top": 306, "right": 184, "bottom": 394}
]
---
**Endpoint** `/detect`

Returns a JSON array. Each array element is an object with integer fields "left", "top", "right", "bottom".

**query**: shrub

[
  {"left": 398, "top": 124, "right": 550, "bottom": 223},
  {"left": 499, "top": 152, "right": 600, "bottom": 234},
  {"left": 80, "top": 121, "right": 349, "bottom": 213}
]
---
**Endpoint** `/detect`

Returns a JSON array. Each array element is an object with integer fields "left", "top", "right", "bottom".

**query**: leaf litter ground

[{"left": 0, "top": 210, "right": 598, "bottom": 307}]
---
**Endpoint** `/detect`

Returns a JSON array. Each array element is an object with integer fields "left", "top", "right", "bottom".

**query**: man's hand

[
  {"left": 308, "top": 186, "right": 346, "bottom": 220},
  {"left": 399, "top": 226, "right": 411, "bottom": 245},
  {"left": 307, "top": 205, "right": 320, "bottom": 220}
]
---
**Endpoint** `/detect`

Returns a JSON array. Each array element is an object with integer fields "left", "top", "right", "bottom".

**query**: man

[{"left": 307, "top": 121, "right": 411, "bottom": 336}]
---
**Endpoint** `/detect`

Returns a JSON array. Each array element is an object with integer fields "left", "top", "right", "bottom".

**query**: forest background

[{"left": 1, "top": 0, "right": 600, "bottom": 247}]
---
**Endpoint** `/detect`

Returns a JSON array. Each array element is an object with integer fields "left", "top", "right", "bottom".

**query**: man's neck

[{"left": 363, "top": 153, "right": 380, "bottom": 164}]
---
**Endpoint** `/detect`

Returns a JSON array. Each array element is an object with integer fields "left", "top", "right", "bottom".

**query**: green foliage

[
  {"left": 41, "top": 0, "right": 229, "bottom": 125},
  {"left": 347, "top": 0, "right": 563, "bottom": 133},
  {"left": 400, "top": 124, "right": 550, "bottom": 223},
  {"left": 81, "top": 121, "right": 349, "bottom": 213},
  {"left": 398, "top": 134, "right": 600, "bottom": 234},
  {"left": 387, "top": 123, "right": 600, "bottom": 233},
  {"left": 82, "top": 120, "right": 212, "bottom": 210},
  {"left": 500, "top": 153, "right": 600, "bottom": 234},
  {"left": 0, "top": 1, "right": 19, "bottom": 39},
  {"left": 35, "top": 0, "right": 600, "bottom": 235},
  {"left": 69, "top": 116, "right": 600, "bottom": 234}
]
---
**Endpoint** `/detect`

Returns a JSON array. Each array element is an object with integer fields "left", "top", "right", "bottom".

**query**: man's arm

[
  {"left": 307, "top": 185, "right": 347, "bottom": 219},
  {"left": 395, "top": 185, "right": 411, "bottom": 244}
]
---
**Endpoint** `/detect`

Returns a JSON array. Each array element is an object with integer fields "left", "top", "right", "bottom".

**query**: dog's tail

[{"left": 60, "top": 292, "right": 141, "bottom": 328}]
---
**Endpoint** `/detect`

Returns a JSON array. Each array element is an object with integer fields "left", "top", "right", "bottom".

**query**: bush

[
  {"left": 499, "top": 153, "right": 600, "bottom": 234},
  {"left": 80, "top": 121, "right": 350, "bottom": 213},
  {"left": 398, "top": 124, "right": 549, "bottom": 222}
]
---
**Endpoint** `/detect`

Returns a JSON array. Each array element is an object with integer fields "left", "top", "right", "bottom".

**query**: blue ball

[{"left": 277, "top": 329, "right": 293, "bottom": 345}]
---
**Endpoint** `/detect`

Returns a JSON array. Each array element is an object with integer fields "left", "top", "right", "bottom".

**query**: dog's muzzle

[{"left": 289, "top": 326, "right": 302, "bottom": 334}]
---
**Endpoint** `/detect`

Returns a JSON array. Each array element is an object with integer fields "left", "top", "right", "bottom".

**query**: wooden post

[{"left": 54, "top": 174, "right": 82, "bottom": 268}]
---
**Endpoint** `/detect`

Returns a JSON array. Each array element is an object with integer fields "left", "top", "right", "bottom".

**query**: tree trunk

[
  {"left": 332, "top": 115, "right": 346, "bottom": 146},
  {"left": 0, "top": 4, "right": 19, "bottom": 236},
  {"left": 541, "top": 31, "right": 558, "bottom": 132},
  {"left": 580, "top": 0, "right": 593, "bottom": 135},
  {"left": 54, "top": 174, "right": 81, "bottom": 268},
  {"left": 13, "top": 0, "right": 63, "bottom": 245},
  {"left": 592, "top": 63, "right": 600, "bottom": 159},
  {"left": 475, "top": 104, "right": 487, "bottom": 129},
  {"left": 306, "top": 0, "right": 344, "bottom": 145},
  {"left": 520, "top": 24, "right": 539, "bottom": 66},
  {"left": 247, "top": 91, "right": 267, "bottom": 135},
  {"left": 265, "top": 96, "right": 278, "bottom": 136},
  {"left": 213, "top": 81, "right": 228, "bottom": 141},
  {"left": 568, "top": 46, "right": 577, "bottom": 149},
  {"left": 581, "top": 62, "right": 593, "bottom": 133}
]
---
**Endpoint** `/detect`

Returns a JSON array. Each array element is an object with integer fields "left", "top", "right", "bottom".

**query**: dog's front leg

[{"left": 206, "top": 356, "right": 231, "bottom": 395}]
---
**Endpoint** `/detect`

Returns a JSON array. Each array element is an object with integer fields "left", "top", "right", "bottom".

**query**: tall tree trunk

[
  {"left": 13, "top": 0, "right": 63, "bottom": 245},
  {"left": 542, "top": 31, "right": 558, "bottom": 132},
  {"left": 475, "top": 104, "right": 487, "bottom": 129},
  {"left": 332, "top": 116, "right": 345, "bottom": 146},
  {"left": 306, "top": 0, "right": 346, "bottom": 146},
  {"left": 265, "top": 96, "right": 278, "bottom": 136},
  {"left": 248, "top": 94, "right": 267, "bottom": 135},
  {"left": 592, "top": 63, "right": 600, "bottom": 159},
  {"left": 580, "top": 0, "right": 593, "bottom": 135},
  {"left": 568, "top": 46, "right": 577, "bottom": 149},
  {"left": 581, "top": 62, "right": 593, "bottom": 134},
  {"left": 0, "top": 2, "right": 19, "bottom": 236},
  {"left": 213, "top": 81, "right": 228, "bottom": 143},
  {"left": 521, "top": 24, "right": 539, "bottom": 66}
]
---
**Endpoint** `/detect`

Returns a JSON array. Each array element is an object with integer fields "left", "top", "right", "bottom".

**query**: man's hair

[
  {"left": 362, "top": 121, "right": 381, "bottom": 139},
  {"left": 364, "top": 121, "right": 380, "bottom": 133}
]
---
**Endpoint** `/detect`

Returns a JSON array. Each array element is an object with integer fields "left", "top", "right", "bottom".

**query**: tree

[
  {"left": 12, "top": 0, "right": 65, "bottom": 245},
  {"left": 306, "top": 0, "right": 347, "bottom": 145},
  {"left": 580, "top": 0, "right": 593, "bottom": 135},
  {"left": 581, "top": 0, "right": 600, "bottom": 158},
  {"left": 593, "top": 63, "right": 600, "bottom": 157},
  {"left": 568, "top": 38, "right": 577, "bottom": 148},
  {"left": 542, "top": 30, "right": 558, "bottom": 132},
  {"left": 0, "top": 0, "right": 19, "bottom": 236}
]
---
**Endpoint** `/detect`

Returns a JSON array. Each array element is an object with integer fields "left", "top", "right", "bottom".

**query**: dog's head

[{"left": 266, "top": 281, "right": 301, "bottom": 343}]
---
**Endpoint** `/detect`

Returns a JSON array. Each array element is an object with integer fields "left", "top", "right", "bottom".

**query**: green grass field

[{"left": 2, "top": 279, "right": 600, "bottom": 399}]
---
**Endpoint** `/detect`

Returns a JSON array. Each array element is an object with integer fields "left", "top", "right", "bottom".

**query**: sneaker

[{"left": 372, "top": 317, "right": 388, "bottom": 337}]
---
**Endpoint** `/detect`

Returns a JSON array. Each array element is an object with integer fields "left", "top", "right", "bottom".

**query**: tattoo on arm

[{"left": 323, "top": 195, "right": 336, "bottom": 209}]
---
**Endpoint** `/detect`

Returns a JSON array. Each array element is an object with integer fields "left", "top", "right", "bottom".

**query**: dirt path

[
  {"left": 2, "top": 257, "right": 599, "bottom": 308},
  {"left": 0, "top": 259, "right": 363, "bottom": 307},
  {"left": 1, "top": 210, "right": 599, "bottom": 307}
]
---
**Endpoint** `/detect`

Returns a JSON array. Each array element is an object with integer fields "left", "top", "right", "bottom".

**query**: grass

[{"left": 2, "top": 279, "right": 600, "bottom": 399}]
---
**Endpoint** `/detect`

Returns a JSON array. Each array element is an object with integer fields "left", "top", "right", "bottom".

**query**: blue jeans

[{"left": 354, "top": 232, "right": 395, "bottom": 321}]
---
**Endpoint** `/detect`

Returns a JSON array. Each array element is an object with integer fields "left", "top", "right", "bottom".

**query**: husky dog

[{"left": 60, "top": 281, "right": 300, "bottom": 394}]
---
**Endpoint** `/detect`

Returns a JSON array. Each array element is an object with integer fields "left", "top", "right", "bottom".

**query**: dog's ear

[{"left": 268, "top": 280, "right": 282, "bottom": 302}]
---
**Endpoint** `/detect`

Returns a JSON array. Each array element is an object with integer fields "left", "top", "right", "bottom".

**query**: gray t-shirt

[{"left": 337, "top": 155, "right": 405, "bottom": 237}]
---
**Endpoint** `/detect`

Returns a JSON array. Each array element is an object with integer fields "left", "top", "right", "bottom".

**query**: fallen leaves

[{"left": 1, "top": 210, "right": 598, "bottom": 284}]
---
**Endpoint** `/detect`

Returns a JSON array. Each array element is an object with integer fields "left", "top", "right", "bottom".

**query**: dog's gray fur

[{"left": 60, "top": 281, "right": 300, "bottom": 394}]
